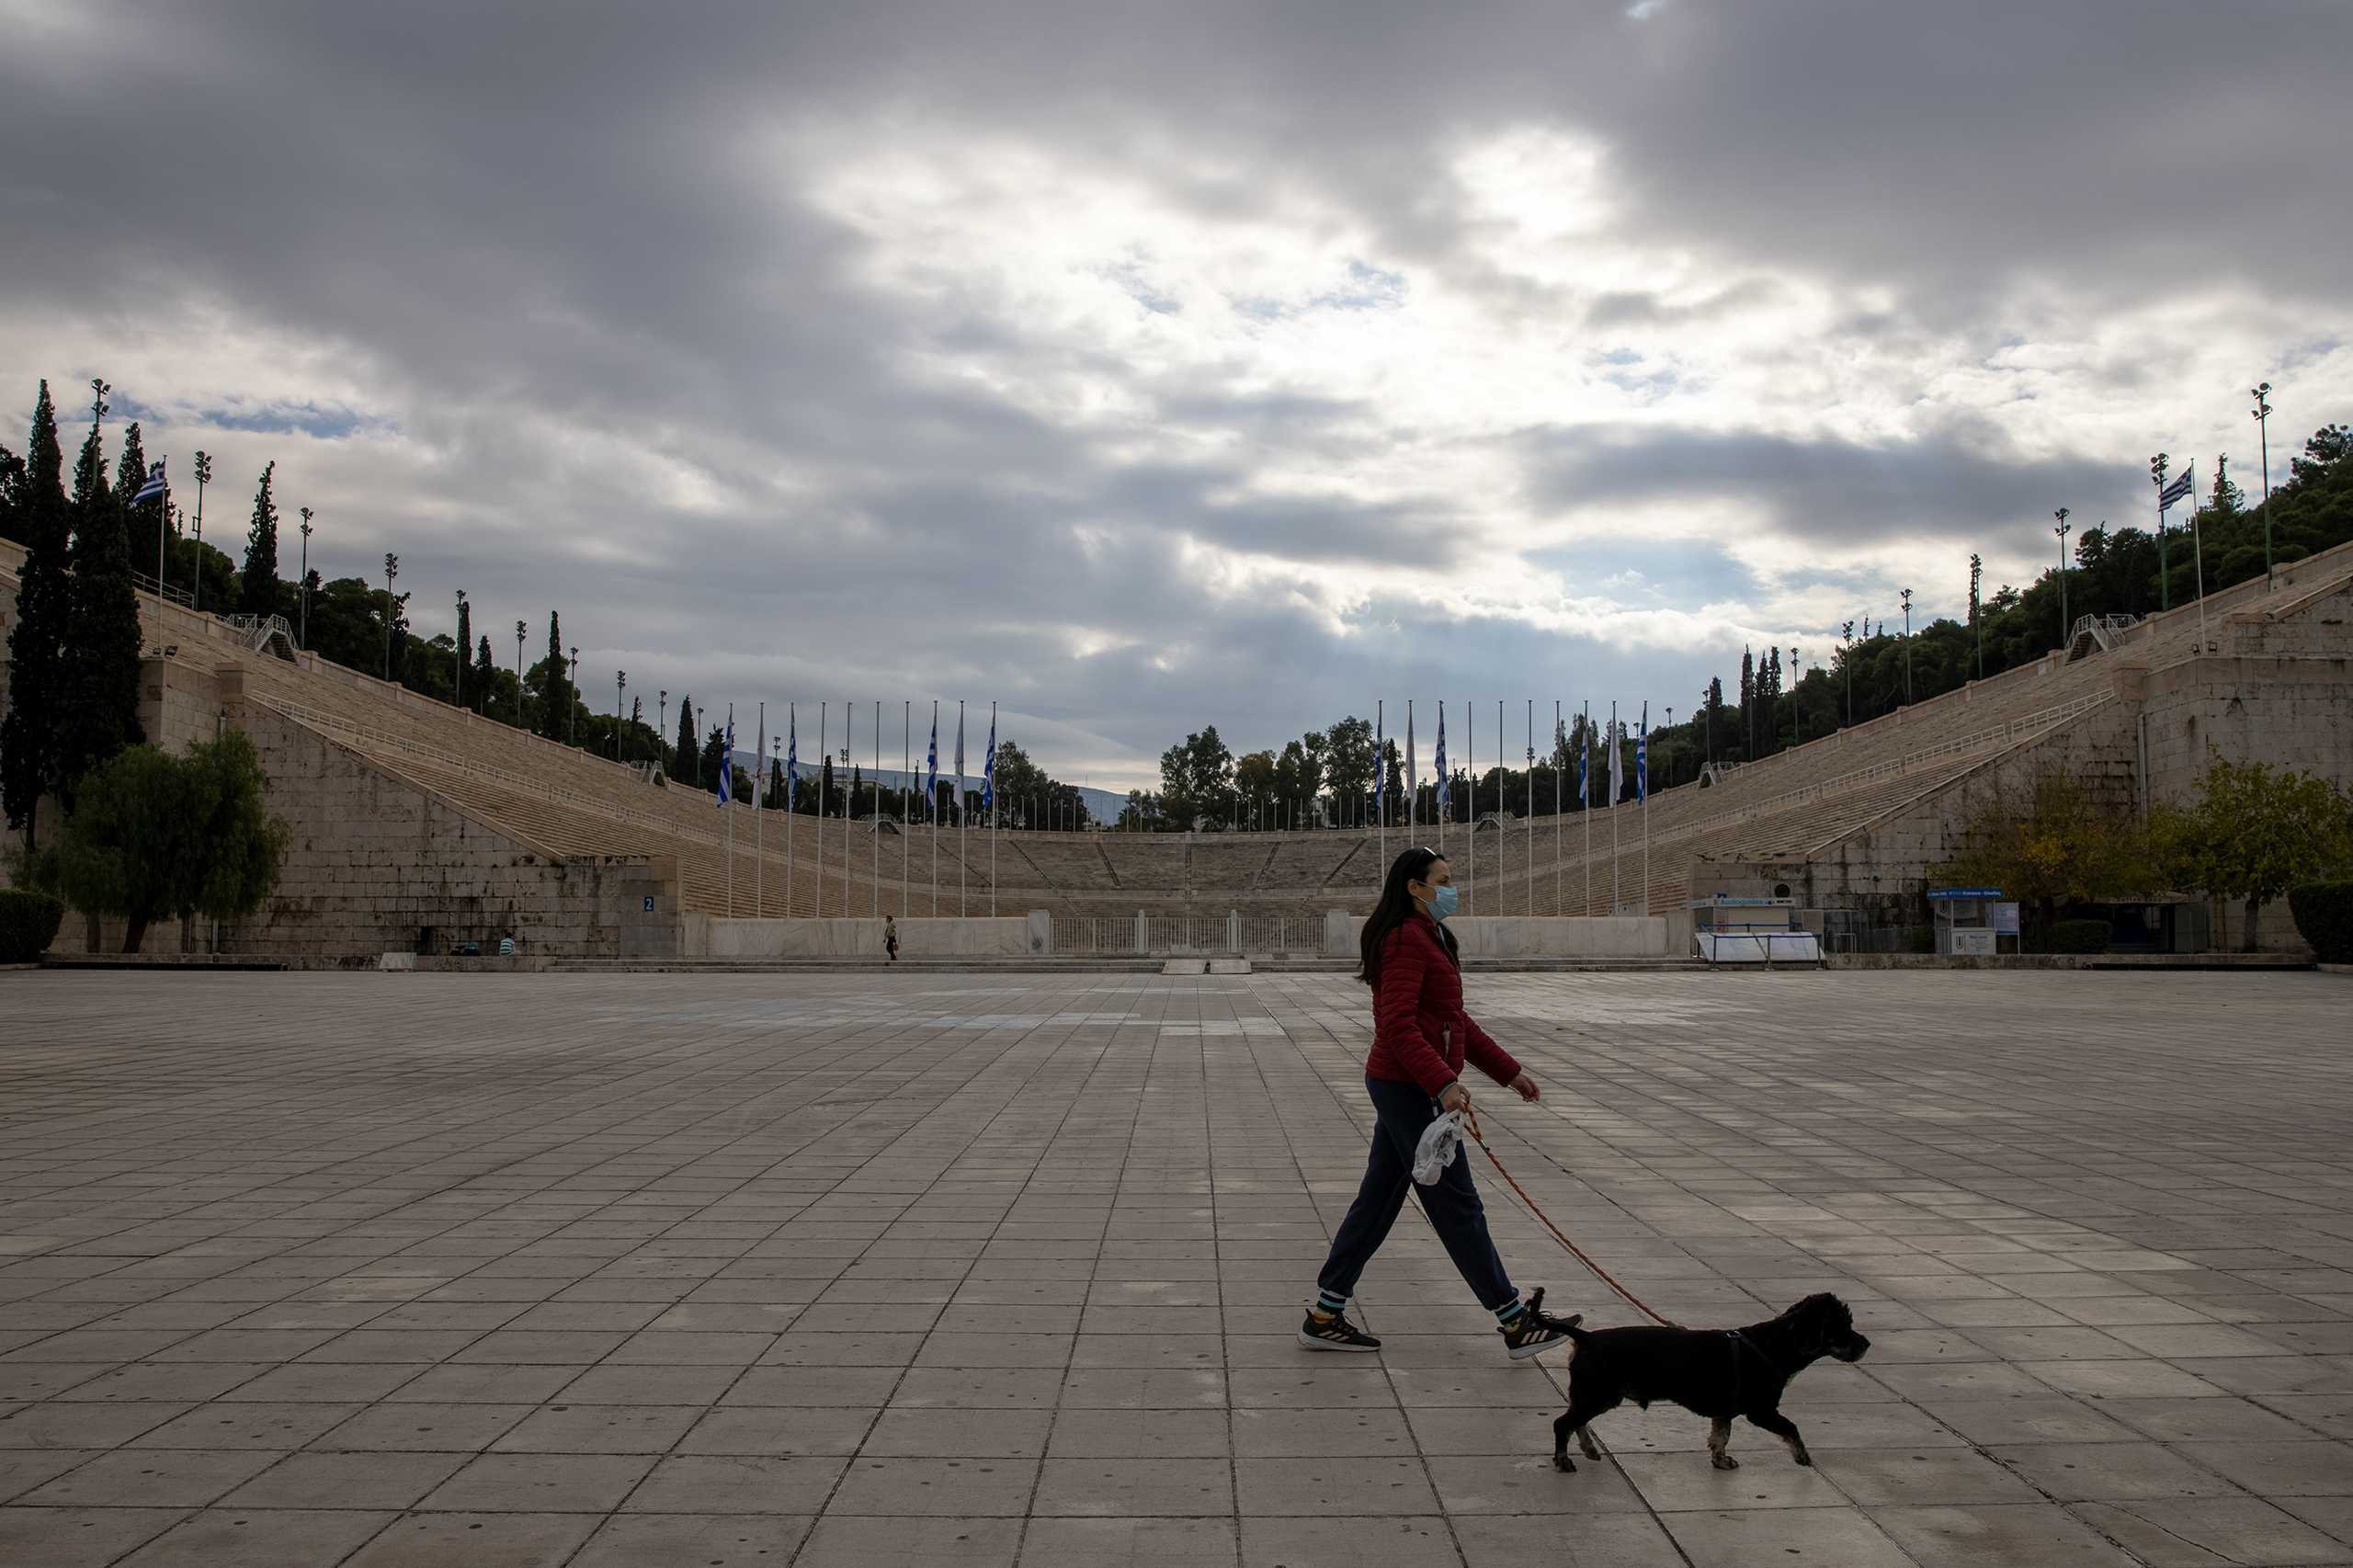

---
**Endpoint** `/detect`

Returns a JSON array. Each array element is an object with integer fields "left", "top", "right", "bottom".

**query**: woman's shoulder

[{"left": 1381, "top": 918, "right": 1437, "bottom": 954}]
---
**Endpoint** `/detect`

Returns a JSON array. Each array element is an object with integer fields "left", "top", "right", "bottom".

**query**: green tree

[
  {"left": 2, "top": 381, "right": 72, "bottom": 845},
  {"left": 1323, "top": 716, "right": 1374, "bottom": 820},
  {"left": 0, "top": 438, "right": 25, "bottom": 543},
  {"left": 1936, "top": 770, "right": 2161, "bottom": 949},
  {"left": 455, "top": 595, "right": 475, "bottom": 710},
  {"left": 2157, "top": 749, "right": 2353, "bottom": 952},
  {"left": 50, "top": 732, "right": 289, "bottom": 953},
  {"left": 1158, "top": 725, "right": 1234, "bottom": 829},
  {"left": 238, "top": 462, "right": 281, "bottom": 618},
  {"left": 673, "top": 695, "right": 697, "bottom": 785},
  {"left": 112, "top": 420, "right": 158, "bottom": 571},
  {"left": 532, "top": 611, "right": 574, "bottom": 741},
  {"left": 56, "top": 408, "right": 146, "bottom": 802}
]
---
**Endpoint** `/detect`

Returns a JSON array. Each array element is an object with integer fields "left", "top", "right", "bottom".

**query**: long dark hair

[{"left": 1359, "top": 846, "right": 1458, "bottom": 987}]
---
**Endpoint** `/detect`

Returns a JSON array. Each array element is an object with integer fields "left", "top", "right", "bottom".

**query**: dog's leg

[
  {"left": 1746, "top": 1408, "right": 1812, "bottom": 1467},
  {"left": 1707, "top": 1417, "right": 1738, "bottom": 1470},
  {"left": 1576, "top": 1422, "right": 1603, "bottom": 1461},
  {"left": 1552, "top": 1411, "right": 1577, "bottom": 1472}
]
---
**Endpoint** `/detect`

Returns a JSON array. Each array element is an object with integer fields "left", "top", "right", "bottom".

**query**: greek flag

[
  {"left": 2158, "top": 468, "right": 2195, "bottom": 509},
  {"left": 1578, "top": 714, "right": 1589, "bottom": 807},
  {"left": 1433, "top": 702, "right": 1449, "bottom": 822},
  {"left": 926, "top": 708, "right": 938, "bottom": 821},
  {"left": 1636, "top": 701, "right": 1648, "bottom": 802},
  {"left": 717, "top": 717, "right": 734, "bottom": 805},
  {"left": 953, "top": 705, "right": 965, "bottom": 820},
  {"left": 1374, "top": 705, "right": 1385, "bottom": 820},
  {"left": 982, "top": 708, "right": 996, "bottom": 812},
  {"left": 131, "top": 460, "right": 166, "bottom": 505},
  {"left": 786, "top": 708, "right": 798, "bottom": 810},
  {"left": 1608, "top": 705, "right": 1624, "bottom": 807}
]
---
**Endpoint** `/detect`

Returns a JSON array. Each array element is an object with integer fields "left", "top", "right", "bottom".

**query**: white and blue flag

[
  {"left": 1636, "top": 701, "right": 1648, "bottom": 802},
  {"left": 786, "top": 708, "right": 798, "bottom": 810},
  {"left": 131, "top": 460, "right": 166, "bottom": 505},
  {"left": 982, "top": 707, "right": 996, "bottom": 813},
  {"left": 2158, "top": 467, "right": 2195, "bottom": 509},
  {"left": 1374, "top": 703, "right": 1384, "bottom": 821},
  {"left": 926, "top": 707, "right": 938, "bottom": 821},
  {"left": 717, "top": 715, "right": 734, "bottom": 805},
  {"left": 1433, "top": 702, "right": 1449, "bottom": 822},
  {"left": 1578, "top": 710, "right": 1589, "bottom": 808}
]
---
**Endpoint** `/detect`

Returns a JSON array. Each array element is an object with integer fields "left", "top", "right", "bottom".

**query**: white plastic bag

[{"left": 1412, "top": 1108, "right": 1466, "bottom": 1186}]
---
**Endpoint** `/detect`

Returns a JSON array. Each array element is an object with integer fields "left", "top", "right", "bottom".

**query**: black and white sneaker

[
  {"left": 1499, "top": 1286, "right": 1582, "bottom": 1361},
  {"left": 1299, "top": 1310, "right": 1382, "bottom": 1352}
]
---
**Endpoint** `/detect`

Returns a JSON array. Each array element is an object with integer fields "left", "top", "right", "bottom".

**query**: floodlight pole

[
  {"left": 2151, "top": 453, "right": 2171, "bottom": 611},
  {"left": 298, "top": 508, "right": 313, "bottom": 649},
  {"left": 2053, "top": 509, "right": 2071, "bottom": 651},
  {"left": 1900, "top": 589, "right": 1914, "bottom": 704},
  {"left": 2251, "top": 382, "right": 2274, "bottom": 588},
  {"left": 381, "top": 553, "right": 399, "bottom": 679}
]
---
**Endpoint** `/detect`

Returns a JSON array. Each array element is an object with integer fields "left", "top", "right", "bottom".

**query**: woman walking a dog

[{"left": 1300, "top": 846, "right": 1582, "bottom": 1358}]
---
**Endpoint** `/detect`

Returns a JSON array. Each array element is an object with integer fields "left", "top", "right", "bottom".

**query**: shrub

[
  {"left": 1907, "top": 924, "right": 1934, "bottom": 954},
  {"left": 2288, "top": 881, "right": 2353, "bottom": 963},
  {"left": 0, "top": 888, "right": 63, "bottom": 962},
  {"left": 2049, "top": 918, "right": 2109, "bottom": 954}
]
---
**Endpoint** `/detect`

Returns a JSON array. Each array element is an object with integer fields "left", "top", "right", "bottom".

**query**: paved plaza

[{"left": 1, "top": 969, "right": 2350, "bottom": 1567}]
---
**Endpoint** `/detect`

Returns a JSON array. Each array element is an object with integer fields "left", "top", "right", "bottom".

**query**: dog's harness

[{"left": 1725, "top": 1328, "right": 1791, "bottom": 1404}]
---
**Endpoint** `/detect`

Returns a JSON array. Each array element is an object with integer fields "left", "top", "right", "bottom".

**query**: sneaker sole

[
  {"left": 1298, "top": 1329, "right": 1381, "bottom": 1352},
  {"left": 1505, "top": 1334, "right": 1569, "bottom": 1361}
]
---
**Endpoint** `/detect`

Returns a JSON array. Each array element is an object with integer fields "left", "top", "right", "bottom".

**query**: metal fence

[{"left": 1052, "top": 913, "right": 1327, "bottom": 956}]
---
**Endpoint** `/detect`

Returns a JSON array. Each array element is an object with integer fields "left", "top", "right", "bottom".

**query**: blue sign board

[{"left": 1927, "top": 887, "right": 2003, "bottom": 899}]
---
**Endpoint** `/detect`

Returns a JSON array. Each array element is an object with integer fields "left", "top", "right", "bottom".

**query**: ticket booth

[{"left": 1927, "top": 887, "right": 2004, "bottom": 956}]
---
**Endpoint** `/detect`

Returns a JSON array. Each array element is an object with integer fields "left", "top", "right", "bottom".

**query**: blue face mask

[{"left": 1425, "top": 884, "right": 1461, "bottom": 923}]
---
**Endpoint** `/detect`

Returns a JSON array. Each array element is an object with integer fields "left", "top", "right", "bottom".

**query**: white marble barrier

[
  {"left": 694, "top": 915, "right": 1042, "bottom": 959},
  {"left": 1322, "top": 913, "right": 1676, "bottom": 959}
]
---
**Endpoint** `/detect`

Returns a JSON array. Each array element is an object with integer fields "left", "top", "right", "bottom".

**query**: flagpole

[
  {"left": 2193, "top": 460, "right": 2210, "bottom": 646},
  {"left": 1552, "top": 699, "right": 1562, "bottom": 916},
  {"left": 1465, "top": 699, "right": 1474, "bottom": 913},
  {"left": 1526, "top": 699, "right": 1534, "bottom": 918},
  {"left": 1641, "top": 701, "right": 1651, "bottom": 918},
  {"left": 1611, "top": 701, "right": 1621, "bottom": 915},
  {"left": 1376, "top": 699, "right": 1385, "bottom": 877},
  {"left": 987, "top": 701, "right": 998, "bottom": 918},
  {"left": 756, "top": 701, "right": 765, "bottom": 916},
  {"left": 726, "top": 704, "right": 736, "bottom": 918},
  {"left": 1581, "top": 702, "right": 1592, "bottom": 915},
  {"left": 902, "top": 701, "right": 911, "bottom": 915},
  {"left": 873, "top": 700, "right": 881, "bottom": 921},
  {"left": 929, "top": 701, "right": 938, "bottom": 917},
  {"left": 788, "top": 705, "right": 796, "bottom": 918},
  {"left": 957, "top": 699, "right": 968, "bottom": 919},
  {"left": 840, "top": 696, "right": 850, "bottom": 919},
  {"left": 816, "top": 702, "right": 826, "bottom": 919}
]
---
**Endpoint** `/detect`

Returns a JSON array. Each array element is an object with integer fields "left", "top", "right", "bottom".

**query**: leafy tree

[
  {"left": 48, "top": 731, "right": 289, "bottom": 953},
  {"left": 238, "top": 462, "right": 281, "bottom": 617},
  {"left": 2, "top": 381, "right": 72, "bottom": 845},
  {"left": 56, "top": 407, "right": 146, "bottom": 802},
  {"left": 1158, "top": 725, "right": 1234, "bottom": 828},
  {"left": 0, "top": 438, "right": 25, "bottom": 543},
  {"left": 1323, "top": 715, "right": 1374, "bottom": 820},
  {"left": 2156, "top": 749, "right": 2353, "bottom": 952},
  {"left": 699, "top": 723, "right": 728, "bottom": 796},
  {"left": 1937, "top": 770, "right": 2162, "bottom": 949}
]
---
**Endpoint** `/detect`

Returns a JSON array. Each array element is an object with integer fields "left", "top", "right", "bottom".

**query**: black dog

[{"left": 1552, "top": 1293, "right": 1870, "bottom": 1472}]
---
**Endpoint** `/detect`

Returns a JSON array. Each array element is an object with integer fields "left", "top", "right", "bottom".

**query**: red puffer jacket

[{"left": 1366, "top": 915, "right": 1522, "bottom": 1097}]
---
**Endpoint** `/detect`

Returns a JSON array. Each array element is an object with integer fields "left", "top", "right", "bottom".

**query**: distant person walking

[
  {"left": 884, "top": 915, "right": 899, "bottom": 963},
  {"left": 1300, "top": 845, "right": 1580, "bottom": 1358}
]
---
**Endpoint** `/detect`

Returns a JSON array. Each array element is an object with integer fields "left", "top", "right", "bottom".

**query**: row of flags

[
  {"left": 712, "top": 701, "right": 996, "bottom": 821},
  {"left": 1372, "top": 699, "right": 1653, "bottom": 824}
]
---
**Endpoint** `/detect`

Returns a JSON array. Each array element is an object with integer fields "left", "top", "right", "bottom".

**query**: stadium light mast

[
  {"left": 2150, "top": 454, "right": 2171, "bottom": 610},
  {"left": 1790, "top": 653, "right": 1802, "bottom": 746},
  {"left": 615, "top": 670, "right": 627, "bottom": 760},
  {"left": 658, "top": 690, "right": 667, "bottom": 768},
  {"left": 2251, "top": 382, "right": 2274, "bottom": 587},
  {"left": 298, "top": 508, "right": 313, "bottom": 650},
  {"left": 2053, "top": 508, "right": 2071, "bottom": 650},
  {"left": 191, "top": 450, "right": 211, "bottom": 613},
  {"left": 1900, "top": 588, "right": 1914, "bottom": 704},
  {"left": 514, "top": 619, "right": 526, "bottom": 728},
  {"left": 454, "top": 589, "right": 467, "bottom": 710},
  {"left": 381, "top": 553, "right": 398, "bottom": 679}
]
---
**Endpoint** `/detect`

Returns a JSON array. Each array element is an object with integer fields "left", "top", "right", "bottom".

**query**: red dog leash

[{"left": 1457, "top": 1100, "right": 1678, "bottom": 1329}]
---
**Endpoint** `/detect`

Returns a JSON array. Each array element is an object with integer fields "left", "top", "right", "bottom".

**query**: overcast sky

[{"left": 6, "top": 1, "right": 2347, "bottom": 790}]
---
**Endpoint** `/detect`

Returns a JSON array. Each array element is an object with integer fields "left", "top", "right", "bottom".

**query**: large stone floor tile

[{"left": 112, "top": 1506, "right": 396, "bottom": 1568}]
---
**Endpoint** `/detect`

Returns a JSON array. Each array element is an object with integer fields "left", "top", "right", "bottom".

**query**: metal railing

[
  {"left": 224, "top": 612, "right": 297, "bottom": 657},
  {"left": 132, "top": 571, "right": 194, "bottom": 608}
]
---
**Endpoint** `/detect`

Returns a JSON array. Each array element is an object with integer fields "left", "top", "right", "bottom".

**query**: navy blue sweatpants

[{"left": 1314, "top": 1074, "right": 1517, "bottom": 1311}]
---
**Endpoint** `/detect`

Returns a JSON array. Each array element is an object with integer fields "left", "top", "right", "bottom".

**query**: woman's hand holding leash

[
  {"left": 1509, "top": 1073, "right": 1540, "bottom": 1103},
  {"left": 1439, "top": 1082, "right": 1471, "bottom": 1115}
]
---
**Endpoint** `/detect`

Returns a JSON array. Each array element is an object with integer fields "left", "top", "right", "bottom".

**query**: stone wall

[
  {"left": 690, "top": 914, "right": 1047, "bottom": 959},
  {"left": 217, "top": 705, "right": 677, "bottom": 960},
  {"left": 1319, "top": 913, "right": 1680, "bottom": 959}
]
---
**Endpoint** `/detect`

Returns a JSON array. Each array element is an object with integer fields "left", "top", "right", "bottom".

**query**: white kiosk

[{"left": 1691, "top": 895, "right": 1824, "bottom": 967}]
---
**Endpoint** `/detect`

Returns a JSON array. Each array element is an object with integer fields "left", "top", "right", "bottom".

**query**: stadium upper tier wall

[{"left": 2, "top": 536, "right": 2347, "bottom": 958}]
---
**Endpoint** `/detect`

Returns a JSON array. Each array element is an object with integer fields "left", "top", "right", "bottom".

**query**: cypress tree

[
  {"left": 56, "top": 397, "right": 145, "bottom": 803},
  {"left": 673, "top": 696, "right": 697, "bottom": 785},
  {"left": 539, "top": 611, "right": 569, "bottom": 740},
  {"left": 113, "top": 420, "right": 153, "bottom": 570},
  {"left": 472, "top": 635, "right": 495, "bottom": 713},
  {"left": 239, "top": 462, "right": 280, "bottom": 618},
  {"left": 456, "top": 597, "right": 473, "bottom": 709},
  {"left": 2, "top": 381, "right": 72, "bottom": 845}
]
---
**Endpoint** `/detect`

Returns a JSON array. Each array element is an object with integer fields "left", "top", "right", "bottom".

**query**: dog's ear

[{"left": 1787, "top": 1292, "right": 1838, "bottom": 1320}]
